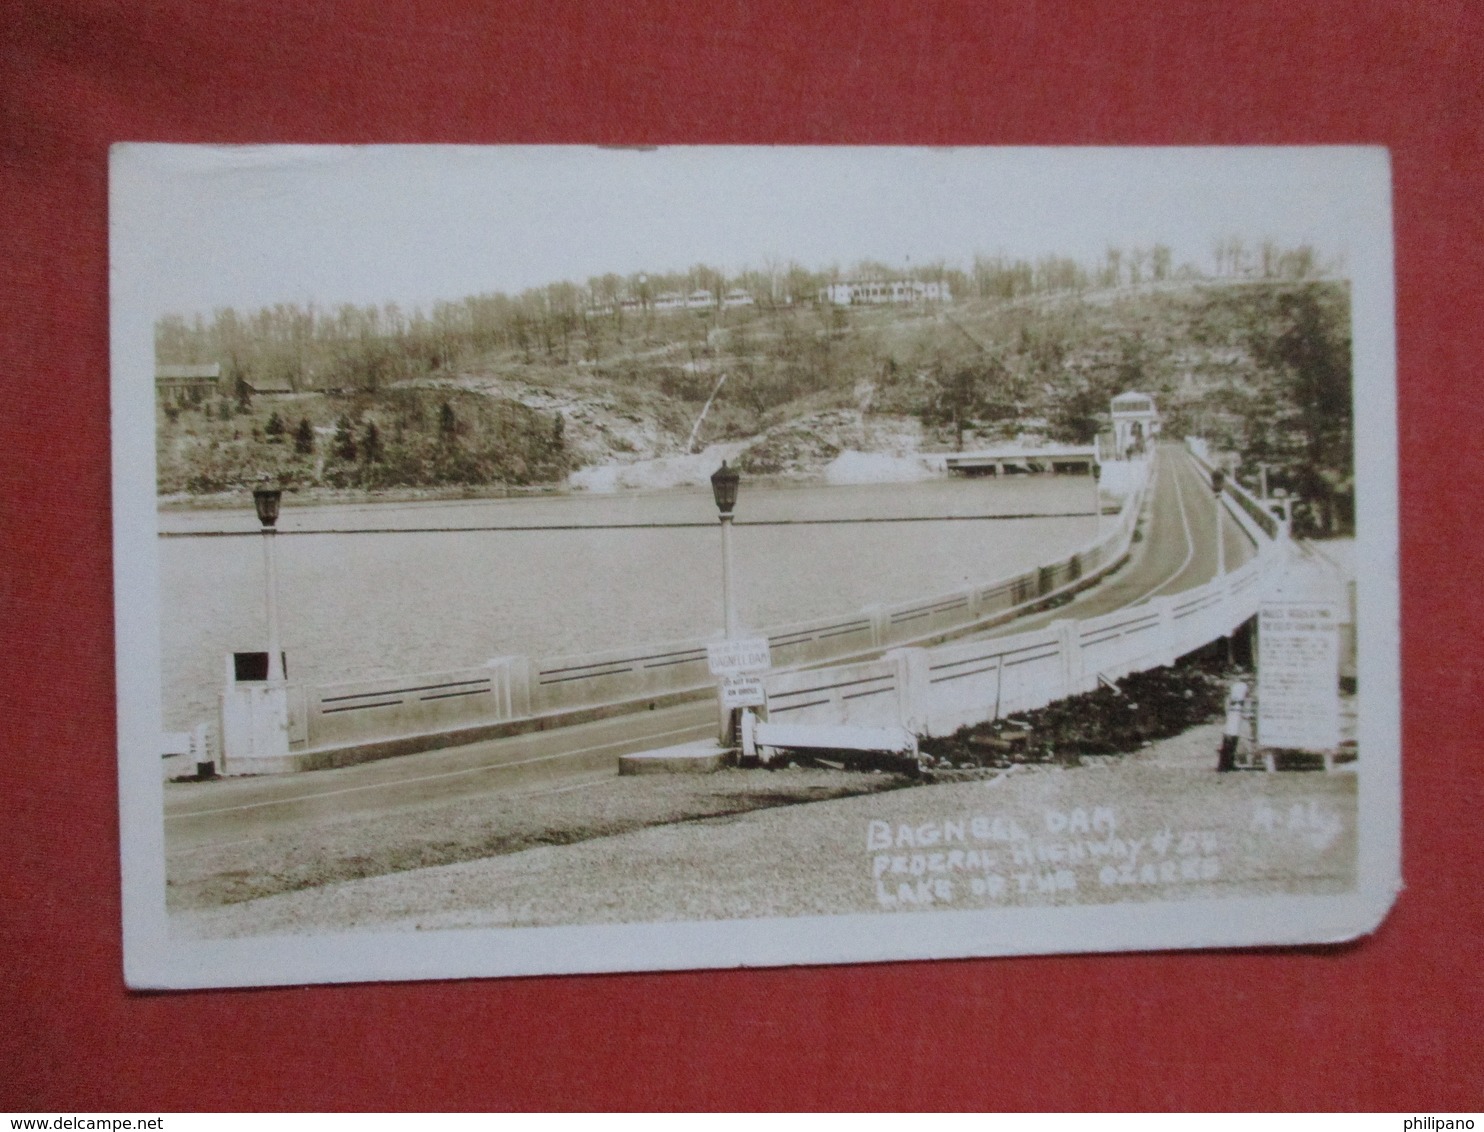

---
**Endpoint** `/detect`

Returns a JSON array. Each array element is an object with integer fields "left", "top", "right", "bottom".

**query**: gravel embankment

[
  {"left": 175, "top": 723, "right": 1358, "bottom": 939},
  {"left": 166, "top": 768, "right": 916, "bottom": 912}
]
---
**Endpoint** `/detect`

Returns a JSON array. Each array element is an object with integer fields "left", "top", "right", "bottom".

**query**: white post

[
  {"left": 262, "top": 527, "right": 284, "bottom": 684},
  {"left": 1053, "top": 618, "right": 1085, "bottom": 697},
  {"left": 1155, "top": 595, "right": 1178, "bottom": 666},
  {"left": 887, "top": 647, "right": 931, "bottom": 737},
  {"left": 720, "top": 512, "right": 737, "bottom": 638}
]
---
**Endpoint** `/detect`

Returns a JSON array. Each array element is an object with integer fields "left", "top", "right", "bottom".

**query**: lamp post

[
  {"left": 1210, "top": 468, "right": 1226, "bottom": 578},
  {"left": 253, "top": 485, "right": 285, "bottom": 684},
  {"left": 1090, "top": 460, "right": 1102, "bottom": 536},
  {"left": 710, "top": 460, "right": 740, "bottom": 638}
]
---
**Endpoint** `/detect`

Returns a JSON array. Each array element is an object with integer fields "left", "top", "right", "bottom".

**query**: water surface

[{"left": 160, "top": 476, "right": 1102, "bottom": 729}]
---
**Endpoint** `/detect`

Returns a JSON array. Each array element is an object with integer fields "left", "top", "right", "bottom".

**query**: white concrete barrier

[
  {"left": 749, "top": 720, "right": 918, "bottom": 761},
  {"left": 761, "top": 507, "right": 1290, "bottom": 740}
]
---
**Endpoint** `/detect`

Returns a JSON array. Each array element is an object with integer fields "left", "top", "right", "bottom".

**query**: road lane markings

[
  {"left": 166, "top": 722, "right": 712, "bottom": 820},
  {"left": 1126, "top": 450, "right": 1198, "bottom": 607}
]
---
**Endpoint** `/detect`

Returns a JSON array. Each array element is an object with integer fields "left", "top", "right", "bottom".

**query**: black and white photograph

[{"left": 111, "top": 145, "right": 1400, "bottom": 988}]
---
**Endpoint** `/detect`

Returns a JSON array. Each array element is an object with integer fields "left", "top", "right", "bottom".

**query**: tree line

[
  {"left": 154, "top": 242, "right": 1329, "bottom": 398},
  {"left": 157, "top": 387, "right": 570, "bottom": 495}
]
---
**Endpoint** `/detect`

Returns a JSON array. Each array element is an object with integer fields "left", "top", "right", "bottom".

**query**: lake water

[{"left": 158, "top": 476, "right": 1101, "bottom": 729}]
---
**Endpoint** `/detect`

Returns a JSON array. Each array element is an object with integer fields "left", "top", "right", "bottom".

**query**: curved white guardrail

[{"left": 759, "top": 444, "right": 1290, "bottom": 741}]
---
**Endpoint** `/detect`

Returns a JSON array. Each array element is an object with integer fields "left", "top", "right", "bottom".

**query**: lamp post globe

[
  {"left": 253, "top": 485, "right": 282, "bottom": 528},
  {"left": 710, "top": 460, "right": 740, "bottom": 517}
]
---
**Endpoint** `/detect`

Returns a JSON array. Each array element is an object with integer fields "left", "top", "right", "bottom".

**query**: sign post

[
  {"left": 707, "top": 638, "right": 772, "bottom": 747},
  {"left": 1257, "top": 601, "right": 1341, "bottom": 770}
]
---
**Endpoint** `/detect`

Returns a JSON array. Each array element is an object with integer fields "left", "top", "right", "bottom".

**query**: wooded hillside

[{"left": 156, "top": 254, "right": 1351, "bottom": 532}]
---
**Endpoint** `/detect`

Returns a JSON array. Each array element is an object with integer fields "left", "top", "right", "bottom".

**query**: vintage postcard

[{"left": 112, "top": 145, "right": 1400, "bottom": 988}]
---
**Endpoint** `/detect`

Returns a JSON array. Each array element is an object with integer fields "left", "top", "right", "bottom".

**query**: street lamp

[
  {"left": 710, "top": 460, "right": 740, "bottom": 638},
  {"left": 1090, "top": 460, "right": 1102, "bottom": 536},
  {"left": 253, "top": 485, "right": 285, "bottom": 683},
  {"left": 1209, "top": 468, "right": 1226, "bottom": 578}
]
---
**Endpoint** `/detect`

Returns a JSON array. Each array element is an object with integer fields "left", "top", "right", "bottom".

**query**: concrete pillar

[
  {"left": 1052, "top": 618, "right": 1083, "bottom": 697},
  {"left": 508, "top": 656, "right": 536, "bottom": 717},
  {"left": 1155, "top": 596, "right": 1178, "bottom": 666},
  {"left": 219, "top": 684, "right": 291, "bottom": 774},
  {"left": 190, "top": 722, "right": 212, "bottom": 778},
  {"left": 886, "top": 647, "right": 931, "bottom": 736},
  {"left": 486, "top": 655, "right": 531, "bottom": 719}
]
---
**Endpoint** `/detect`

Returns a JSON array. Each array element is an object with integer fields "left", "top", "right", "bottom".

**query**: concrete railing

[
  {"left": 1185, "top": 436, "right": 1289, "bottom": 542},
  {"left": 216, "top": 457, "right": 1151, "bottom": 772},
  {"left": 762, "top": 656, "right": 916, "bottom": 733},
  {"left": 759, "top": 501, "right": 1289, "bottom": 742},
  {"left": 219, "top": 657, "right": 526, "bottom": 774},
  {"left": 301, "top": 659, "right": 523, "bottom": 750},
  {"left": 515, "top": 458, "right": 1146, "bottom": 718}
]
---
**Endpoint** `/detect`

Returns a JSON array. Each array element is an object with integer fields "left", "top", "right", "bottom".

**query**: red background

[{"left": 3, "top": 1, "right": 1481, "bottom": 1111}]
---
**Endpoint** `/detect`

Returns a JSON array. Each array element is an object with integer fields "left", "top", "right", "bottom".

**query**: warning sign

[
  {"left": 719, "top": 674, "right": 766, "bottom": 708},
  {"left": 1257, "top": 601, "right": 1340, "bottom": 751}
]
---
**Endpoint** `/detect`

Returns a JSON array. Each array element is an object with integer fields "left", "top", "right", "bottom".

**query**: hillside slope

[{"left": 156, "top": 278, "right": 1351, "bottom": 530}]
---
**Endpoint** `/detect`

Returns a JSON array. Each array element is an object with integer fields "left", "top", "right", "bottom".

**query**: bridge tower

[{"left": 1111, "top": 391, "right": 1160, "bottom": 458}]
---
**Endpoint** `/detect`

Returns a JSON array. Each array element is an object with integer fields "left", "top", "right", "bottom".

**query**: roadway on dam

[{"left": 163, "top": 442, "right": 1254, "bottom": 854}]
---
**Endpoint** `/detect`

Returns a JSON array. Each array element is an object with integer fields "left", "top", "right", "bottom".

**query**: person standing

[{"left": 1218, "top": 678, "right": 1250, "bottom": 772}]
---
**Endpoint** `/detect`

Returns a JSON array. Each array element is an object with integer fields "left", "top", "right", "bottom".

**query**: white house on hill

[{"left": 819, "top": 279, "right": 953, "bottom": 305}]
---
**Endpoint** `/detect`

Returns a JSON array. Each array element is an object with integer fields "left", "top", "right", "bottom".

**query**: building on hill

[
  {"left": 819, "top": 279, "right": 952, "bottom": 306},
  {"left": 242, "top": 375, "right": 297, "bottom": 397},
  {"left": 155, "top": 363, "right": 221, "bottom": 406}
]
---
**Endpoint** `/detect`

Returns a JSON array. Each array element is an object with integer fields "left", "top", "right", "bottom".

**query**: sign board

[
  {"left": 706, "top": 637, "right": 772, "bottom": 675},
  {"left": 719, "top": 674, "right": 766, "bottom": 708},
  {"left": 1257, "top": 601, "right": 1341, "bottom": 751}
]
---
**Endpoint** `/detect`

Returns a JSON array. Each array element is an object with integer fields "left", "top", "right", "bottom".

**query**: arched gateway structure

[{"left": 1111, "top": 391, "right": 1160, "bottom": 458}]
